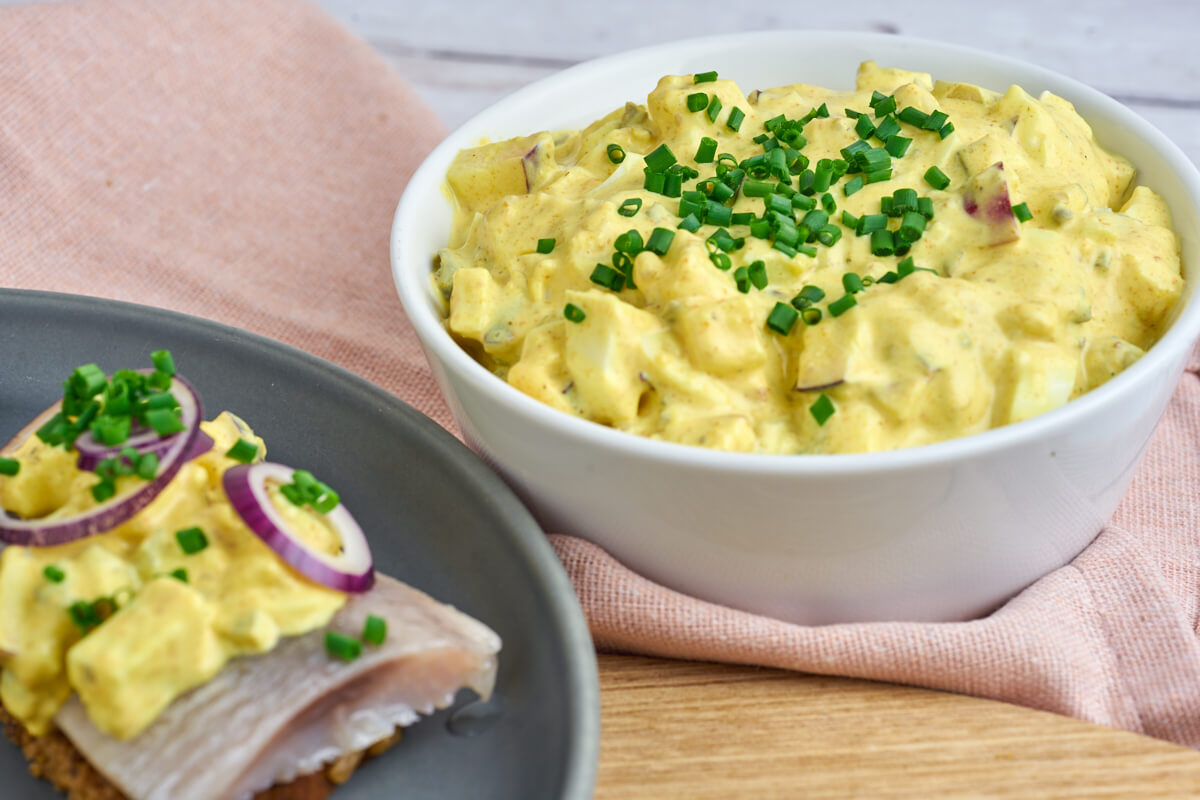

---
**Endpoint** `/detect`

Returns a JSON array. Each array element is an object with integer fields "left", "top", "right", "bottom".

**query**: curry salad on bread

[
  {"left": 0, "top": 353, "right": 501, "bottom": 800},
  {"left": 436, "top": 61, "right": 1182, "bottom": 454}
]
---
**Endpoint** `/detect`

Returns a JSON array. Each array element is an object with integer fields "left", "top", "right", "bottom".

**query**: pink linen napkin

[{"left": 3, "top": 0, "right": 1199, "bottom": 750}]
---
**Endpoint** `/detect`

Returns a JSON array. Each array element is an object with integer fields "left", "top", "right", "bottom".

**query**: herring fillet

[{"left": 54, "top": 574, "right": 501, "bottom": 800}]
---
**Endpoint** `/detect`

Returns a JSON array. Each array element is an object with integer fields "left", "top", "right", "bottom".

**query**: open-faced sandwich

[{"left": 0, "top": 351, "right": 502, "bottom": 800}]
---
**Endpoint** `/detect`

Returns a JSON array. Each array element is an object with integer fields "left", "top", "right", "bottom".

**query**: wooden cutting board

[{"left": 595, "top": 654, "right": 1200, "bottom": 798}]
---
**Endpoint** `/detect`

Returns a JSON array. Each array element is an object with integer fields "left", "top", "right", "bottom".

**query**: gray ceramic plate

[{"left": 0, "top": 289, "right": 599, "bottom": 800}]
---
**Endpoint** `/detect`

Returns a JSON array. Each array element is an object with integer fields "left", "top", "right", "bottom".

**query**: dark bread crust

[{"left": 1, "top": 705, "right": 338, "bottom": 800}]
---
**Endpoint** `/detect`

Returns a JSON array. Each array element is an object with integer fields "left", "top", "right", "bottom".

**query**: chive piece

[
  {"left": 730, "top": 212, "right": 755, "bottom": 226},
  {"left": 614, "top": 230, "right": 644, "bottom": 254},
  {"left": 677, "top": 213, "right": 702, "bottom": 232},
  {"left": 0, "top": 457, "right": 18, "bottom": 477},
  {"left": 694, "top": 70, "right": 718, "bottom": 83},
  {"left": 917, "top": 196, "right": 935, "bottom": 219},
  {"left": 150, "top": 350, "right": 176, "bottom": 377},
  {"left": 801, "top": 307, "right": 822, "bottom": 325},
  {"left": 873, "top": 116, "right": 901, "bottom": 143},
  {"left": 898, "top": 256, "right": 917, "bottom": 277},
  {"left": 864, "top": 168, "right": 893, "bottom": 184},
  {"left": 536, "top": 238, "right": 555, "bottom": 254},
  {"left": 709, "top": 252, "right": 732, "bottom": 271},
  {"left": 749, "top": 219, "right": 771, "bottom": 238},
  {"left": 898, "top": 211, "right": 927, "bottom": 243},
  {"left": 885, "top": 135, "right": 912, "bottom": 158},
  {"left": 868, "top": 90, "right": 887, "bottom": 108},
  {"left": 170, "top": 568, "right": 189, "bottom": 583},
  {"left": 645, "top": 228, "right": 675, "bottom": 256},
  {"left": 748, "top": 260, "right": 768, "bottom": 290},
  {"left": 812, "top": 159, "right": 833, "bottom": 193},
  {"left": 855, "top": 114, "right": 876, "bottom": 139},
  {"left": 91, "top": 479, "right": 115, "bottom": 503},
  {"left": 71, "top": 364, "right": 107, "bottom": 398},
  {"left": 821, "top": 193, "right": 837, "bottom": 214},
  {"left": 726, "top": 107, "right": 746, "bottom": 132},
  {"left": 766, "top": 302, "right": 799, "bottom": 335},
  {"left": 938, "top": 121, "right": 955, "bottom": 139},
  {"left": 742, "top": 179, "right": 772, "bottom": 197},
  {"left": 363, "top": 615, "right": 388, "bottom": 646},
  {"left": 872, "top": 95, "right": 897, "bottom": 117},
  {"left": 870, "top": 228, "right": 896, "bottom": 256},
  {"left": 617, "top": 198, "right": 642, "bottom": 217},
  {"left": 877, "top": 271, "right": 900, "bottom": 284},
  {"left": 840, "top": 139, "right": 872, "bottom": 161},
  {"left": 644, "top": 144, "right": 677, "bottom": 173},
  {"left": 810, "top": 393, "right": 836, "bottom": 426},
  {"left": 175, "top": 527, "right": 208, "bottom": 555},
  {"left": 923, "top": 110, "right": 949, "bottom": 131},
  {"left": 801, "top": 209, "right": 829, "bottom": 232},
  {"left": 842, "top": 272, "right": 865, "bottom": 294},
  {"left": 705, "top": 202, "right": 732, "bottom": 227},
  {"left": 643, "top": 170, "right": 666, "bottom": 194},
  {"left": 817, "top": 224, "right": 842, "bottom": 247},
  {"left": 686, "top": 93, "right": 709, "bottom": 112},
  {"left": 892, "top": 188, "right": 918, "bottom": 213},
  {"left": 880, "top": 196, "right": 895, "bottom": 217},
  {"left": 828, "top": 293, "right": 858, "bottom": 317},
  {"left": 856, "top": 214, "right": 887, "bottom": 235},
  {"left": 772, "top": 240, "right": 798, "bottom": 258},
  {"left": 43, "top": 565, "right": 65, "bottom": 583},
  {"left": 1013, "top": 202, "right": 1033, "bottom": 222},
  {"left": 590, "top": 264, "right": 621, "bottom": 290},
  {"left": 136, "top": 452, "right": 159, "bottom": 480},
  {"left": 325, "top": 631, "right": 362, "bottom": 662},
  {"left": 695, "top": 137, "right": 718, "bottom": 163},
  {"left": 226, "top": 437, "right": 258, "bottom": 464},
  {"left": 705, "top": 94, "right": 723, "bottom": 123},
  {"left": 897, "top": 107, "right": 929, "bottom": 128},
  {"left": 733, "top": 266, "right": 751, "bottom": 293},
  {"left": 791, "top": 194, "right": 816, "bottom": 211},
  {"left": 563, "top": 303, "right": 586, "bottom": 323},
  {"left": 708, "top": 180, "right": 734, "bottom": 203},
  {"left": 924, "top": 166, "right": 951, "bottom": 191},
  {"left": 797, "top": 285, "right": 826, "bottom": 306},
  {"left": 841, "top": 210, "right": 859, "bottom": 229},
  {"left": 606, "top": 144, "right": 626, "bottom": 164},
  {"left": 842, "top": 176, "right": 864, "bottom": 197}
]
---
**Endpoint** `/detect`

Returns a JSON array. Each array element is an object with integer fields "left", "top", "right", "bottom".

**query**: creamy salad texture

[{"left": 435, "top": 62, "right": 1183, "bottom": 454}]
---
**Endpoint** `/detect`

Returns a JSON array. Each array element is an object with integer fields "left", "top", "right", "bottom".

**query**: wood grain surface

[{"left": 314, "top": 2, "right": 1200, "bottom": 795}]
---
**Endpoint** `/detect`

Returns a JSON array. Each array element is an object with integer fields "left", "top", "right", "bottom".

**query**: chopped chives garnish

[
  {"left": 842, "top": 176, "right": 864, "bottom": 197},
  {"left": 590, "top": 264, "right": 622, "bottom": 290},
  {"left": 840, "top": 139, "right": 871, "bottom": 161},
  {"left": 707, "top": 228, "right": 738, "bottom": 252},
  {"left": 856, "top": 214, "right": 887, "bottom": 235},
  {"left": 536, "top": 238, "right": 556, "bottom": 254},
  {"left": 0, "top": 457, "right": 18, "bottom": 477},
  {"left": 606, "top": 144, "right": 625, "bottom": 164},
  {"left": 766, "top": 302, "right": 799, "bottom": 335},
  {"left": 226, "top": 437, "right": 258, "bottom": 464},
  {"left": 617, "top": 198, "right": 642, "bottom": 217},
  {"left": 820, "top": 193, "right": 837, "bottom": 214},
  {"left": 694, "top": 70, "right": 718, "bottom": 83},
  {"left": 772, "top": 240, "right": 798, "bottom": 258},
  {"left": 709, "top": 180, "right": 734, "bottom": 203},
  {"left": 885, "top": 135, "right": 912, "bottom": 158},
  {"left": 1013, "top": 202, "right": 1033, "bottom": 222},
  {"left": 643, "top": 170, "right": 666, "bottom": 193},
  {"left": 873, "top": 116, "right": 901, "bottom": 142},
  {"left": 614, "top": 230, "right": 643, "bottom": 254},
  {"left": 175, "top": 527, "right": 208, "bottom": 555},
  {"left": 150, "top": 350, "right": 176, "bottom": 377},
  {"left": 872, "top": 95, "right": 897, "bottom": 117},
  {"left": 726, "top": 107, "right": 746, "bottom": 131},
  {"left": 938, "top": 121, "right": 955, "bottom": 139},
  {"left": 136, "top": 452, "right": 159, "bottom": 480},
  {"left": 363, "top": 615, "right": 388, "bottom": 646},
  {"left": 171, "top": 568, "right": 189, "bottom": 583},
  {"left": 645, "top": 228, "right": 675, "bottom": 256},
  {"left": 731, "top": 212, "right": 755, "bottom": 226},
  {"left": 677, "top": 213, "right": 702, "bottom": 232},
  {"left": 91, "top": 480, "right": 116, "bottom": 503},
  {"left": 923, "top": 110, "right": 949, "bottom": 131},
  {"left": 870, "top": 228, "right": 896, "bottom": 256},
  {"left": 747, "top": 260, "right": 768, "bottom": 290},
  {"left": 917, "top": 196, "right": 935, "bottom": 218},
  {"left": 898, "top": 211, "right": 927, "bottom": 242},
  {"left": 734, "top": 266, "right": 751, "bottom": 293},
  {"left": 71, "top": 364, "right": 107, "bottom": 399},
  {"left": 842, "top": 272, "right": 864, "bottom": 293},
  {"left": 817, "top": 224, "right": 842, "bottom": 246},
  {"left": 705, "top": 202, "right": 732, "bottom": 227},
  {"left": 91, "top": 415, "right": 131, "bottom": 446},
  {"left": 864, "top": 168, "right": 893, "bottom": 184},
  {"left": 801, "top": 307, "right": 822, "bottom": 325},
  {"left": 686, "top": 93, "right": 709, "bottom": 112},
  {"left": 749, "top": 219, "right": 771, "bottom": 238},
  {"left": 869, "top": 90, "right": 888, "bottom": 107},
  {"left": 695, "top": 137, "right": 718, "bottom": 163},
  {"left": 812, "top": 160, "right": 833, "bottom": 192},
  {"left": 877, "top": 271, "right": 900, "bottom": 284},
  {"left": 705, "top": 94, "right": 723, "bottom": 123},
  {"left": 563, "top": 303, "right": 586, "bottom": 323},
  {"left": 828, "top": 293, "right": 858, "bottom": 317},
  {"left": 810, "top": 393, "right": 836, "bottom": 426},
  {"left": 795, "top": 243, "right": 818, "bottom": 257},
  {"left": 880, "top": 196, "right": 895, "bottom": 217},
  {"left": 644, "top": 144, "right": 677, "bottom": 172},
  {"left": 855, "top": 114, "right": 876, "bottom": 139},
  {"left": 709, "top": 252, "right": 732, "bottom": 271},
  {"left": 924, "top": 166, "right": 950, "bottom": 190},
  {"left": 897, "top": 107, "right": 929, "bottom": 127},
  {"left": 43, "top": 565, "right": 65, "bottom": 583},
  {"left": 841, "top": 210, "right": 859, "bottom": 229},
  {"left": 791, "top": 194, "right": 816, "bottom": 211},
  {"left": 892, "top": 188, "right": 918, "bottom": 213},
  {"left": 898, "top": 256, "right": 916, "bottom": 276},
  {"left": 325, "top": 631, "right": 362, "bottom": 662},
  {"left": 764, "top": 114, "right": 785, "bottom": 131}
]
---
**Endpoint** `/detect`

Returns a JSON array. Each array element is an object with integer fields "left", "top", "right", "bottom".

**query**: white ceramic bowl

[{"left": 392, "top": 32, "right": 1200, "bottom": 624}]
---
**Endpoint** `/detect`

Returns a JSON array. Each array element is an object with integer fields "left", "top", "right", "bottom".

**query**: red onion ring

[
  {"left": 0, "top": 377, "right": 204, "bottom": 547},
  {"left": 223, "top": 462, "right": 374, "bottom": 593},
  {"left": 74, "top": 375, "right": 203, "bottom": 471}
]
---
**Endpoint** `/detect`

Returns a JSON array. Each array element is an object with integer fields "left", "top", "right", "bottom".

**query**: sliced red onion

[
  {"left": 0, "top": 381, "right": 204, "bottom": 547},
  {"left": 223, "top": 462, "right": 374, "bottom": 593},
  {"left": 74, "top": 376, "right": 203, "bottom": 471}
]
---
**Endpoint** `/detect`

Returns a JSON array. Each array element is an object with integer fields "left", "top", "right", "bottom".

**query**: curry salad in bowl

[{"left": 436, "top": 61, "right": 1181, "bottom": 455}]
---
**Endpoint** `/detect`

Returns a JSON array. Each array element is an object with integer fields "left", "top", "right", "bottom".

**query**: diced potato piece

[
  {"left": 856, "top": 61, "right": 933, "bottom": 93},
  {"left": 508, "top": 321, "right": 576, "bottom": 416},
  {"left": 448, "top": 267, "right": 501, "bottom": 340},
  {"left": 1082, "top": 336, "right": 1144, "bottom": 391},
  {"left": 1120, "top": 185, "right": 1173, "bottom": 228},
  {"left": 962, "top": 163, "right": 1021, "bottom": 246},
  {"left": 673, "top": 296, "right": 768, "bottom": 376},
  {"left": 1000, "top": 342, "right": 1078, "bottom": 424},
  {"left": 446, "top": 133, "right": 553, "bottom": 213}
]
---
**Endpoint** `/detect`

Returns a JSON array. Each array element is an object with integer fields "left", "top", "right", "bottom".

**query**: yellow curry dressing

[
  {"left": 0, "top": 413, "right": 345, "bottom": 740},
  {"left": 437, "top": 62, "right": 1182, "bottom": 454}
]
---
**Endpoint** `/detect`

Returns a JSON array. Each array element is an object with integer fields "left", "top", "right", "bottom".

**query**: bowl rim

[{"left": 392, "top": 29, "right": 1200, "bottom": 478}]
